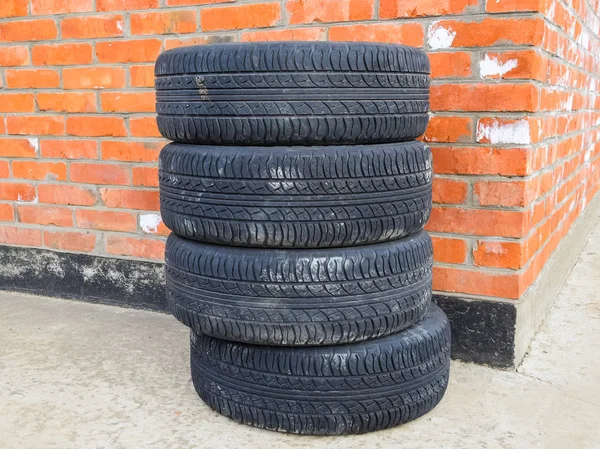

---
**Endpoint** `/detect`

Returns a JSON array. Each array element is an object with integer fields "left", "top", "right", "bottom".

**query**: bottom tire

[{"left": 190, "top": 304, "right": 451, "bottom": 435}]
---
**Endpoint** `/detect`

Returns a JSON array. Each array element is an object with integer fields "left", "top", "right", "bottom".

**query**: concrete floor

[{"left": 1, "top": 224, "right": 599, "bottom": 449}]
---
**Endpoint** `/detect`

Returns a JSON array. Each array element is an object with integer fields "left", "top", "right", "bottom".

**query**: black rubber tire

[
  {"left": 159, "top": 141, "right": 432, "bottom": 248},
  {"left": 154, "top": 42, "right": 430, "bottom": 145},
  {"left": 190, "top": 303, "right": 450, "bottom": 435},
  {"left": 166, "top": 231, "right": 433, "bottom": 346}
]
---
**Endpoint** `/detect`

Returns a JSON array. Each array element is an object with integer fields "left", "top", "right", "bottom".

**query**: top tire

[{"left": 155, "top": 42, "right": 430, "bottom": 146}]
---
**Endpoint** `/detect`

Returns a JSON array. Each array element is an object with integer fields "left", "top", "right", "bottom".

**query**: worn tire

[
  {"left": 166, "top": 232, "right": 433, "bottom": 346},
  {"left": 159, "top": 141, "right": 432, "bottom": 248},
  {"left": 190, "top": 303, "right": 450, "bottom": 435},
  {"left": 155, "top": 42, "right": 430, "bottom": 145}
]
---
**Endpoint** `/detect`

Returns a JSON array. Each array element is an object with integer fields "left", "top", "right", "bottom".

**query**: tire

[
  {"left": 159, "top": 141, "right": 432, "bottom": 248},
  {"left": 190, "top": 303, "right": 450, "bottom": 435},
  {"left": 166, "top": 231, "right": 433, "bottom": 346},
  {"left": 155, "top": 42, "right": 430, "bottom": 145}
]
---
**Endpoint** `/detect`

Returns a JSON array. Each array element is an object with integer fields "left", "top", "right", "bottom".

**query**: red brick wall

[{"left": 0, "top": 0, "right": 598, "bottom": 302}]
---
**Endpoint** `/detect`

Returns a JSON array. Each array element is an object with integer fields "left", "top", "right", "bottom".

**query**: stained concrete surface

[{"left": 1, "top": 223, "right": 599, "bottom": 449}]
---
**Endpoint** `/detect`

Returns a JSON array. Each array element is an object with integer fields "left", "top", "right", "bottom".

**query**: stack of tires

[{"left": 155, "top": 42, "right": 450, "bottom": 436}]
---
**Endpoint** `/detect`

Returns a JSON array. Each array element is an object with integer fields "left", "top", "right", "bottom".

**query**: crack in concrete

[{"left": 516, "top": 369, "right": 600, "bottom": 410}]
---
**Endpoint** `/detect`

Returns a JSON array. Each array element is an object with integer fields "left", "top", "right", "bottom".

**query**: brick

[
  {"left": 531, "top": 200, "right": 546, "bottom": 227},
  {"left": 39, "top": 185, "right": 96, "bottom": 206},
  {"left": 130, "top": 65, "right": 155, "bottom": 88},
  {"left": 426, "top": 207, "right": 530, "bottom": 238},
  {"left": 37, "top": 92, "right": 97, "bottom": 113},
  {"left": 0, "top": 45, "right": 28, "bottom": 66},
  {"left": 431, "top": 236, "right": 468, "bottom": 264},
  {"left": 201, "top": 3, "right": 281, "bottom": 31},
  {"left": 241, "top": 27, "right": 326, "bottom": 42},
  {"left": 97, "top": 0, "right": 159, "bottom": 10},
  {"left": 132, "top": 167, "right": 158, "bottom": 187},
  {"left": 0, "top": 182, "right": 36, "bottom": 201},
  {"left": 0, "top": 94, "right": 35, "bottom": 113},
  {"left": 61, "top": 15, "right": 124, "bottom": 39},
  {"left": 129, "top": 117, "right": 161, "bottom": 138},
  {"left": 0, "top": 19, "right": 58, "bottom": 41},
  {"left": 0, "top": 139, "right": 38, "bottom": 158},
  {"left": 431, "top": 146, "right": 530, "bottom": 176},
  {"left": 131, "top": 10, "right": 197, "bottom": 35},
  {"left": 100, "top": 188, "right": 160, "bottom": 210},
  {"left": 381, "top": 0, "right": 477, "bottom": 18},
  {"left": 427, "top": 18, "right": 544, "bottom": 49},
  {"left": 433, "top": 266, "right": 520, "bottom": 299},
  {"left": 96, "top": 39, "right": 162, "bottom": 63},
  {"left": 12, "top": 161, "right": 67, "bottom": 181},
  {"left": 287, "top": 0, "right": 374, "bottom": 24},
  {"left": 167, "top": 0, "right": 233, "bottom": 4},
  {"left": 0, "top": 162, "right": 9, "bottom": 178},
  {"left": 32, "top": 44, "right": 93, "bottom": 66},
  {"left": 101, "top": 141, "right": 161, "bottom": 162},
  {"left": 480, "top": 50, "right": 547, "bottom": 81},
  {"left": 474, "top": 178, "right": 517, "bottom": 206},
  {"left": 66, "top": 116, "right": 126, "bottom": 137},
  {"left": 0, "top": 119, "right": 4, "bottom": 135},
  {"left": 71, "top": 163, "right": 130, "bottom": 185},
  {"left": 0, "top": 226, "right": 43, "bottom": 246},
  {"left": 473, "top": 240, "right": 525, "bottom": 269},
  {"left": 63, "top": 67, "right": 126, "bottom": 89},
  {"left": 17, "top": 205, "right": 72, "bottom": 227},
  {"left": 0, "top": 204, "right": 15, "bottom": 221},
  {"left": 423, "top": 116, "right": 473, "bottom": 143},
  {"left": 432, "top": 178, "right": 468, "bottom": 204},
  {"left": 486, "top": 0, "right": 543, "bottom": 13},
  {"left": 329, "top": 23, "right": 424, "bottom": 46},
  {"left": 0, "top": 0, "right": 28, "bottom": 18},
  {"left": 431, "top": 84, "right": 539, "bottom": 112},
  {"left": 6, "top": 116, "right": 65, "bottom": 136},
  {"left": 5, "top": 69, "right": 60, "bottom": 88},
  {"left": 429, "top": 52, "right": 472, "bottom": 78},
  {"left": 474, "top": 180, "right": 536, "bottom": 207},
  {"left": 32, "top": 0, "right": 93, "bottom": 14},
  {"left": 44, "top": 231, "right": 96, "bottom": 252},
  {"left": 106, "top": 236, "right": 165, "bottom": 261},
  {"left": 100, "top": 92, "right": 156, "bottom": 113},
  {"left": 76, "top": 209, "right": 137, "bottom": 232},
  {"left": 40, "top": 140, "right": 98, "bottom": 159}
]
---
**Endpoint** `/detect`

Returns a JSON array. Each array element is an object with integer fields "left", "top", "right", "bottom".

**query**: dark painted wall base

[
  {"left": 433, "top": 296, "right": 515, "bottom": 368},
  {"left": 0, "top": 244, "right": 515, "bottom": 367},
  {"left": 0, "top": 245, "right": 166, "bottom": 311}
]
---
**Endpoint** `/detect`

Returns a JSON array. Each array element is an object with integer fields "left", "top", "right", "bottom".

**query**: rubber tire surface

[
  {"left": 166, "top": 232, "right": 433, "bottom": 346},
  {"left": 155, "top": 42, "right": 430, "bottom": 145},
  {"left": 159, "top": 141, "right": 432, "bottom": 248},
  {"left": 190, "top": 304, "right": 450, "bottom": 435}
]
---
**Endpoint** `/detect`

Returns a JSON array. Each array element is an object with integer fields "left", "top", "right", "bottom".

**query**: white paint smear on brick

[
  {"left": 27, "top": 138, "right": 39, "bottom": 154},
  {"left": 563, "top": 94, "right": 574, "bottom": 112},
  {"left": 546, "top": 1, "right": 556, "bottom": 20},
  {"left": 477, "top": 119, "right": 531, "bottom": 145},
  {"left": 484, "top": 242, "right": 508, "bottom": 255},
  {"left": 479, "top": 55, "right": 518, "bottom": 78},
  {"left": 17, "top": 193, "right": 37, "bottom": 204},
  {"left": 428, "top": 22, "right": 456, "bottom": 50},
  {"left": 116, "top": 21, "right": 124, "bottom": 32},
  {"left": 140, "top": 213, "right": 162, "bottom": 234}
]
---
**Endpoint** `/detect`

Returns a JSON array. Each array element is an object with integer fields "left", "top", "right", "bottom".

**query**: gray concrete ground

[{"left": 1, "top": 223, "right": 599, "bottom": 449}]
